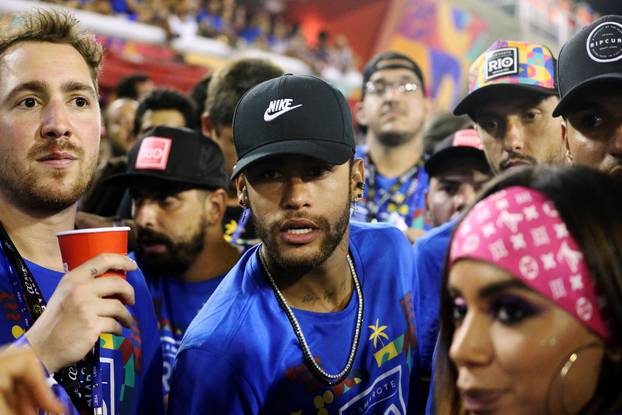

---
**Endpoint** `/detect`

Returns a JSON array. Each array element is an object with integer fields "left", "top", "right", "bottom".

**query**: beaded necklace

[{"left": 258, "top": 247, "right": 364, "bottom": 385}]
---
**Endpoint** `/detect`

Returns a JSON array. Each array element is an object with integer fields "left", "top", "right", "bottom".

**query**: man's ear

[
  {"left": 424, "top": 188, "right": 434, "bottom": 225},
  {"left": 561, "top": 118, "right": 574, "bottom": 165},
  {"left": 235, "top": 175, "right": 249, "bottom": 208},
  {"left": 201, "top": 112, "right": 216, "bottom": 139},
  {"left": 354, "top": 101, "right": 367, "bottom": 127},
  {"left": 350, "top": 158, "right": 365, "bottom": 198},
  {"left": 204, "top": 189, "right": 228, "bottom": 225}
]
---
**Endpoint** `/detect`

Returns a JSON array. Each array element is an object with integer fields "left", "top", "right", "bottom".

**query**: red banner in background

[{"left": 97, "top": 35, "right": 210, "bottom": 96}]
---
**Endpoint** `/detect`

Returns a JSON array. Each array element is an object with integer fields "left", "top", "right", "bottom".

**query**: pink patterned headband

[{"left": 450, "top": 186, "right": 610, "bottom": 340}]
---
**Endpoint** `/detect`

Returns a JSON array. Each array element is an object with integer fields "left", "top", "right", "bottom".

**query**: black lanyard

[{"left": 0, "top": 222, "right": 100, "bottom": 414}]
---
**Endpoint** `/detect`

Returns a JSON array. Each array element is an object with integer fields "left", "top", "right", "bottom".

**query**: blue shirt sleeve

[
  {"left": 127, "top": 269, "right": 165, "bottom": 415},
  {"left": 169, "top": 347, "right": 259, "bottom": 414},
  {"left": 413, "top": 220, "right": 455, "bottom": 375},
  {"left": 413, "top": 220, "right": 457, "bottom": 415}
]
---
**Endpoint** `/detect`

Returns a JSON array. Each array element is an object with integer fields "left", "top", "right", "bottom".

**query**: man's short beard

[
  {"left": 0, "top": 152, "right": 96, "bottom": 213},
  {"left": 136, "top": 217, "right": 207, "bottom": 277},
  {"left": 377, "top": 131, "right": 412, "bottom": 147},
  {"left": 253, "top": 192, "right": 351, "bottom": 276}
]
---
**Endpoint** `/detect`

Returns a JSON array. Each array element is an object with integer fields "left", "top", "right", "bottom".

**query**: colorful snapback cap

[{"left": 454, "top": 40, "right": 558, "bottom": 117}]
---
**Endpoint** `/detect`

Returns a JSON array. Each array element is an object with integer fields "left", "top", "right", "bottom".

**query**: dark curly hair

[
  {"left": 133, "top": 89, "right": 197, "bottom": 136},
  {"left": 205, "top": 58, "right": 283, "bottom": 132}
]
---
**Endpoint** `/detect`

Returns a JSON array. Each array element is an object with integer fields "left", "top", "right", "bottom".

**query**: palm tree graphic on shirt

[{"left": 368, "top": 318, "right": 389, "bottom": 349}]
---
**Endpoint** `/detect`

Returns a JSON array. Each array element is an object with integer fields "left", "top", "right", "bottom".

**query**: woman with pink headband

[{"left": 434, "top": 165, "right": 622, "bottom": 415}]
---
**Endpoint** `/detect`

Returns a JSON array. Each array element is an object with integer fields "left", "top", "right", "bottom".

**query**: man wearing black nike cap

[
  {"left": 553, "top": 14, "right": 622, "bottom": 178},
  {"left": 106, "top": 126, "right": 240, "bottom": 400},
  {"left": 169, "top": 74, "right": 424, "bottom": 414}
]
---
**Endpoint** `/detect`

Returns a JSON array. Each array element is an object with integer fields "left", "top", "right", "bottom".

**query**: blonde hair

[{"left": 0, "top": 9, "right": 103, "bottom": 91}]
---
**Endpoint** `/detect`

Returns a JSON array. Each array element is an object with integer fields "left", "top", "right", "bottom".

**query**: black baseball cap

[
  {"left": 424, "top": 129, "right": 490, "bottom": 176},
  {"left": 105, "top": 125, "right": 228, "bottom": 190},
  {"left": 362, "top": 51, "right": 426, "bottom": 96},
  {"left": 230, "top": 74, "right": 355, "bottom": 179},
  {"left": 553, "top": 15, "right": 622, "bottom": 117}
]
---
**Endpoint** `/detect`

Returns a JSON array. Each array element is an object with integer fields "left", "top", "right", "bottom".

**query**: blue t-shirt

[
  {"left": 353, "top": 145, "right": 430, "bottom": 233},
  {"left": 413, "top": 219, "right": 456, "bottom": 375},
  {"left": 412, "top": 219, "right": 457, "bottom": 415},
  {"left": 144, "top": 270, "right": 225, "bottom": 395},
  {"left": 0, "top": 257, "right": 164, "bottom": 415},
  {"left": 169, "top": 222, "right": 421, "bottom": 414}
]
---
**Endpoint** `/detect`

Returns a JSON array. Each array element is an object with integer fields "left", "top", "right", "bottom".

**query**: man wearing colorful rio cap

[
  {"left": 169, "top": 74, "right": 424, "bottom": 413},
  {"left": 553, "top": 14, "right": 622, "bottom": 179},
  {"left": 453, "top": 39, "right": 565, "bottom": 174},
  {"left": 0, "top": 10, "right": 163, "bottom": 415},
  {"left": 106, "top": 125, "right": 241, "bottom": 398}
]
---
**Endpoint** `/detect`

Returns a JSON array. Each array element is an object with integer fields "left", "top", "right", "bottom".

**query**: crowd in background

[
  {"left": 39, "top": 0, "right": 359, "bottom": 77},
  {"left": 1, "top": 5, "right": 622, "bottom": 415}
]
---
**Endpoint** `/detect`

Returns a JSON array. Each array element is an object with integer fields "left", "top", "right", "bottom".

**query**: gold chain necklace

[{"left": 258, "top": 246, "right": 364, "bottom": 385}]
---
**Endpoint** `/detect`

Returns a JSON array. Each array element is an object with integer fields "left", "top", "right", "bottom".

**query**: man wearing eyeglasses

[{"left": 354, "top": 52, "right": 432, "bottom": 243}]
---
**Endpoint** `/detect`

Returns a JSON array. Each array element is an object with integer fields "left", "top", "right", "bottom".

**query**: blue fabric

[
  {"left": 169, "top": 222, "right": 422, "bottom": 414},
  {"left": 412, "top": 219, "right": 457, "bottom": 415},
  {"left": 142, "top": 263, "right": 225, "bottom": 396},
  {"left": 353, "top": 145, "right": 430, "bottom": 232},
  {"left": 413, "top": 219, "right": 456, "bottom": 374},
  {"left": 200, "top": 14, "right": 225, "bottom": 32},
  {"left": 110, "top": 0, "right": 131, "bottom": 13},
  {"left": 0, "top": 258, "right": 164, "bottom": 415}
]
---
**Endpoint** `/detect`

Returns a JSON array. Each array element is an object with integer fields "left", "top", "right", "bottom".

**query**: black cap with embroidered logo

[
  {"left": 105, "top": 125, "right": 228, "bottom": 190},
  {"left": 230, "top": 74, "right": 355, "bottom": 179},
  {"left": 553, "top": 15, "right": 622, "bottom": 117}
]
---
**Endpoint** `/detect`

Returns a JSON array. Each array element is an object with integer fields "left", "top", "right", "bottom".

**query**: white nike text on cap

[{"left": 263, "top": 98, "right": 303, "bottom": 122}]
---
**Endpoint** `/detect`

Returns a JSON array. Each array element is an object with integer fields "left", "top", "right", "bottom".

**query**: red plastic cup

[{"left": 56, "top": 227, "right": 131, "bottom": 280}]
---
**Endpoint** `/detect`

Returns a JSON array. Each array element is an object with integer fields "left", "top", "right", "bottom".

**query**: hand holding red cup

[{"left": 56, "top": 227, "right": 131, "bottom": 280}]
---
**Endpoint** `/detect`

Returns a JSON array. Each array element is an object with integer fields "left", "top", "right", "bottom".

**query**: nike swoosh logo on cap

[{"left": 263, "top": 104, "right": 303, "bottom": 121}]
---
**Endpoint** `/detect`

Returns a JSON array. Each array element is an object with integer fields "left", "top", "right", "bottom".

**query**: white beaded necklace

[{"left": 259, "top": 247, "right": 364, "bottom": 385}]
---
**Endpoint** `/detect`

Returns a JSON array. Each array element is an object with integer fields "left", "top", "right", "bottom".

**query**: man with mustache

[
  {"left": 169, "top": 75, "right": 423, "bottom": 414},
  {"left": 354, "top": 52, "right": 432, "bottom": 242},
  {"left": 454, "top": 40, "right": 564, "bottom": 173},
  {"left": 106, "top": 125, "right": 240, "bottom": 399},
  {"left": 414, "top": 40, "right": 565, "bottom": 411},
  {"left": 553, "top": 14, "right": 622, "bottom": 179},
  {"left": 0, "top": 10, "right": 163, "bottom": 414}
]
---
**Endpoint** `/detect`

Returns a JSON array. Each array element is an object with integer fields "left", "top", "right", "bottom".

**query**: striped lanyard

[{"left": 362, "top": 151, "right": 425, "bottom": 224}]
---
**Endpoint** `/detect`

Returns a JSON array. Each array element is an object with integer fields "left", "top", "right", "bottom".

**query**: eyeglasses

[{"left": 365, "top": 80, "right": 420, "bottom": 96}]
